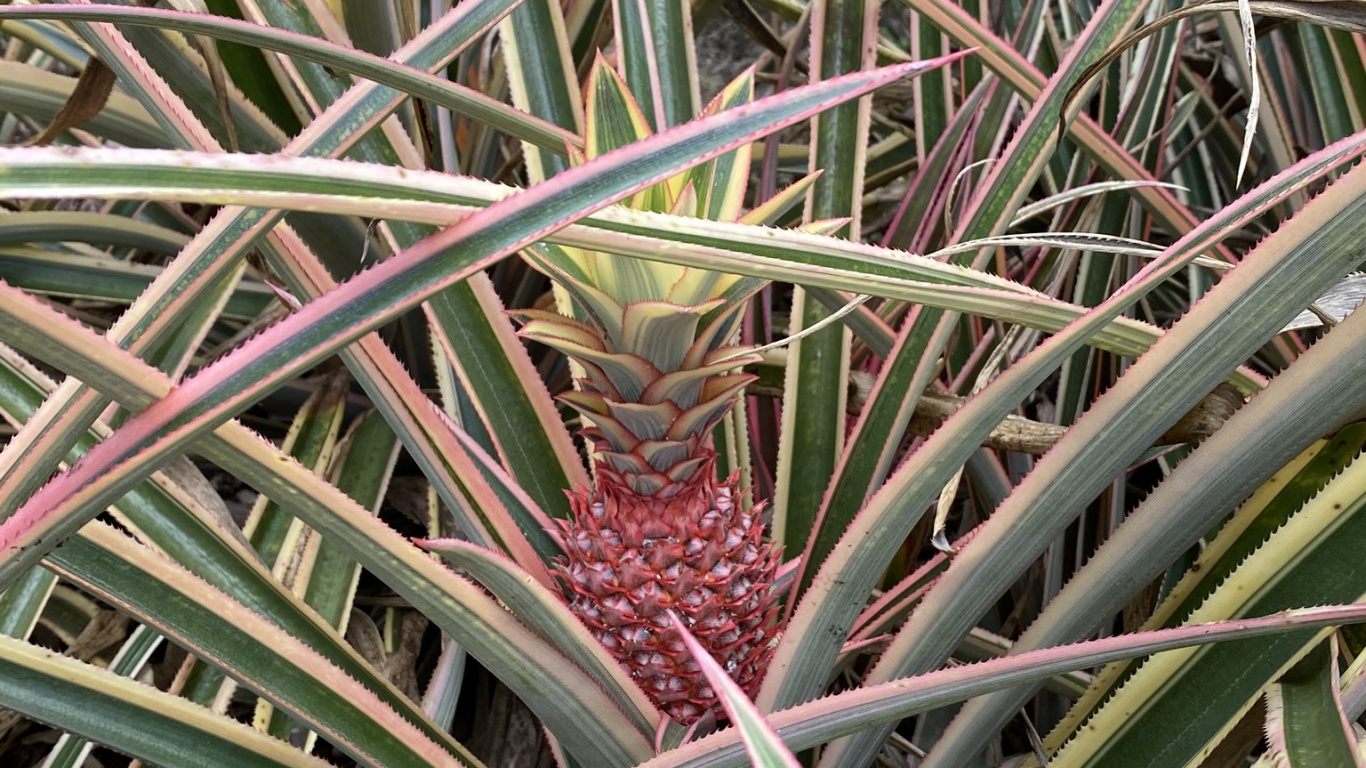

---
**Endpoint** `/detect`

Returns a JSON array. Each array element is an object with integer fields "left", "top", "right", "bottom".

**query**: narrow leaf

[
  {"left": 0, "top": 633, "right": 331, "bottom": 768},
  {"left": 667, "top": 612, "right": 801, "bottom": 768}
]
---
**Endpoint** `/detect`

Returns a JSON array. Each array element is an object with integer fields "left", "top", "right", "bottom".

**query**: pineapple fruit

[
  {"left": 516, "top": 300, "right": 780, "bottom": 724},
  {"left": 515, "top": 61, "right": 785, "bottom": 724}
]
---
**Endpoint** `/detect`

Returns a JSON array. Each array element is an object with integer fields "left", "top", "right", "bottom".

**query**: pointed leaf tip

[{"left": 894, "top": 49, "right": 975, "bottom": 78}]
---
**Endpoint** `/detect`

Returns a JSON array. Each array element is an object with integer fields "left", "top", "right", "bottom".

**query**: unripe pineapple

[
  {"left": 516, "top": 292, "right": 780, "bottom": 723},
  {"left": 558, "top": 464, "right": 779, "bottom": 725}
]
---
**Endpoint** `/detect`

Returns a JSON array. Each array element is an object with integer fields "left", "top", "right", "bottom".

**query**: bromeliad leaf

[
  {"left": 1262, "top": 639, "right": 1363, "bottom": 768},
  {"left": 0, "top": 633, "right": 336, "bottom": 768},
  {"left": 1045, "top": 441, "right": 1366, "bottom": 768},
  {"left": 0, "top": 281, "right": 657, "bottom": 766},
  {"left": 0, "top": 53, "right": 971, "bottom": 585},
  {"left": 667, "top": 612, "right": 802, "bottom": 768},
  {"left": 636, "top": 605, "right": 1366, "bottom": 768}
]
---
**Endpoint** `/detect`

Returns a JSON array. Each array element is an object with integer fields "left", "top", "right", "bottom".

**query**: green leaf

[
  {"left": 1263, "top": 639, "right": 1364, "bottom": 768},
  {"left": 667, "top": 612, "right": 802, "bottom": 768},
  {"left": 586, "top": 56, "right": 656, "bottom": 159},
  {"left": 925, "top": 324, "right": 1366, "bottom": 767},
  {"left": 42, "top": 624, "right": 165, "bottom": 768},
  {"left": 0, "top": 343, "right": 483, "bottom": 763},
  {"left": 0, "top": 144, "right": 1278, "bottom": 391},
  {"left": 611, "top": 0, "right": 699, "bottom": 130},
  {"left": 638, "top": 605, "right": 1366, "bottom": 768},
  {"left": 773, "top": 0, "right": 878, "bottom": 556},
  {"left": 0, "top": 287, "right": 656, "bottom": 767},
  {"left": 0, "top": 210, "right": 189, "bottom": 252},
  {"left": 242, "top": 371, "right": 349, "bottom": 742},
  {"left": 1045, "top": 444, "right": 1366, "bottom": 768},
  {"left": 0, "top": 0, "right": 524, "bottom": 536},
  {"left": 502, "top": 0, "right": 583, "bottom": 182},
  {"left": 696, "top": 70, "right": 757, "bottom": 221},
  {"left": 0, "top": 632, "right": 333, "bottom": 768},
  {"left": 0, "top": 568, "right": 55, "bottom": 640},
  {"left": 303, "top": 409, "right": 402, "bottom": 627},
  {"left": 245, "top": 371, "right": 347, "bottom": 567},
  {"left": 201, "top": 0, "right": 303, "bottom": 135},
  {"left": 584, "top": 56, "right": 669, "bottom": 213},
  {"left": 901, "top": 0, "right": 1216, "bottom": 245},
  {"left": 48, "top": 522, "right": 482, "bottom": 768},
  {"left": 763, "top": 104, "right": 1366, "bottom": 768}
]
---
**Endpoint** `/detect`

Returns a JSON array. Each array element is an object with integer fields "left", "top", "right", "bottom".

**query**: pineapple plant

[
  {"left": 514, "top": 59, "right": 786, "bottom": 725},
  {"left": 15, "top": 1, "right": 1366, "bottom": 767}
]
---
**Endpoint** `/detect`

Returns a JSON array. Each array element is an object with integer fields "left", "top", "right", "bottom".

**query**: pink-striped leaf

[
  {"left": 0, "top": 281, "right": 656, "bottom": 765},
  {"left": 642, "top": 605, "right": 1366, "bottom": 768},
  {"left": 0, "top": 4, "right": 578, "bottom": 153},
  {"left": 761, "top": 121, "right": 1366, "bottom": 740},
  {"left": 666, "top": 612, "right": 801, "bottom": 768},
  {"left": 0, "top": 52, "right": 971, "bottom": 585},
  {"left": 894, "top": 128, "right": 1366, "bottom": 768}
]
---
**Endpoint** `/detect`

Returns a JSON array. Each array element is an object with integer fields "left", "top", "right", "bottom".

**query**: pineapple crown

[
  {"left": 512, "top": 298, "right": 759, "bottom": 496},
  {"left": 513, "top": 58, "right": 770, "bottom": 493}
]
